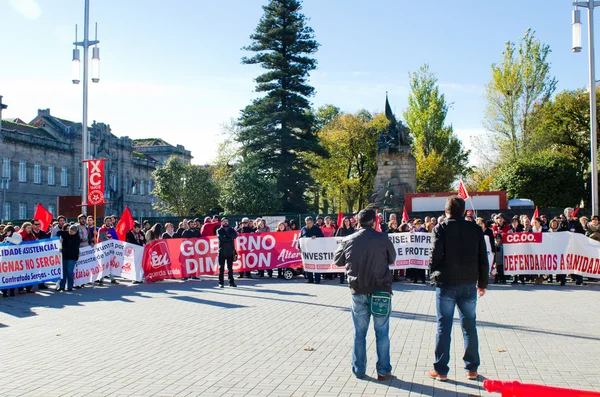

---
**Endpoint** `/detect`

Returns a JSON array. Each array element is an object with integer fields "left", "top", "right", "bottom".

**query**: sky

[{"left": 0, "top": 0, "right": 593, "bottom": 165}]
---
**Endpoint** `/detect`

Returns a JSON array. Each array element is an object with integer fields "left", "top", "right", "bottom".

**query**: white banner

[
  {"left": 502, "top": 232, "right": 600, "bottom": 277},
  {"left": 300, "top": 232, "right": 494, "bottom": 273},
  {"left": 0, "top": 238, "right": 63, "bottom": 288},
  {"left": 74, "top": 240, "right": 144, "bottom": 286}
]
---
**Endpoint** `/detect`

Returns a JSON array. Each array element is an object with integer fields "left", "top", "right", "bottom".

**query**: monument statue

[{"left": 370, "top": 94, "right": 416, "bottom": 211}]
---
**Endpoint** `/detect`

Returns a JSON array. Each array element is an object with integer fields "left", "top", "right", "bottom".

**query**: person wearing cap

[
  {"left": 77, "top": 214, "right": 90, "bottom": 247},
  {"left": 56, "top": 225, "right": 81, "bottom": 292},
  {"left": 216, "top": 218, "right": 238, "bottom": 288}
]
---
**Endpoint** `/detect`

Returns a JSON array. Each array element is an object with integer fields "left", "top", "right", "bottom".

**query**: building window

[
  {"left": 48, "top": 166, "right": 55, "bottom": 185},
  {"left": 3, "top": 202, "right": 10, "bottom": 221},
  {"left": 77, "top": 168, "right": 82, "bottom": 190},
  {"left": 48, "top": 204, "right": 55, "bottom": 216},
  {"left": 2, "top": 157, "right": 10, "bottom": 181},
  {"left": 18, "top": 160, "right": 26, "bottom": 182},
  {"left": 34, "top": 163, "right": 42, "bottom": 184},
  {"left": 61, "top": 167, "right": 68, "bottom": 187},
  {"left": 132, "top": 209, "right": 137, "bottom": 218},
  {"left": 112, "top": 174, "right": 118, "bottom": 192},
  {"left": 148, "top": 180, "right": 153, "bottom": 193},
  {"left": 140, "top": 180, "right": 145, "bottom": 195},
  {"left": 19, "top": 202, "right": 27, "bottom": 219},
  {"left": 141, "top": 210, "right": 145, "bottom": 219}
]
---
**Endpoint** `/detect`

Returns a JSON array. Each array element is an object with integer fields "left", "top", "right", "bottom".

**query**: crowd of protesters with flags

[{"left": 1, "top": 178, "right": 600, "bottom": 297}]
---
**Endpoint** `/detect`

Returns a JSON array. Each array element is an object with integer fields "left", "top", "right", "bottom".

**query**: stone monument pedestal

[{"left": 370, "top": 146, "right": 416, "bottom": 211}]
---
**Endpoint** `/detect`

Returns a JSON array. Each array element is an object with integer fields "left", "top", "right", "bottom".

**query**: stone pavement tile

[{"left": 1, "top": 278, "right": 600, "bottom": 397}]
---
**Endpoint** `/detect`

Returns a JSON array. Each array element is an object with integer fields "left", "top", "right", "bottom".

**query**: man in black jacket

[
  {"left": 299, "top": 216, "right": 324, "bottom": 284},
  {"left": 57, "top": 225, "right": 81, "bottom": 292},
  {"left": 217, "top": 218, "right": 238, "bottom": 288},
  {"left": 559, "top": 207, "right": 585, "bottom": 285},
  {"left": 333, "top": 209, "right": 396, "bottom": 381},
  {"left": 429, "top": 196, "right": 488, "bottom": 382}
]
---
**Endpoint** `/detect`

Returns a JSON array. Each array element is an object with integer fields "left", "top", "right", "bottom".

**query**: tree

[
  {"left": 309, "top": 110, "right": 384, "bottom": 212},
  {"left": 403, "top": 64, "right": 470, "bottom": 192},
  {"left": 484, "top": 29, "right": 557, "bottom": 159},
  {"left": 219, "top": 162, "right": 282, "bottom": 214},
  {"left": 491, "top": 150, "right": 585, "bottom": 208},
  {"left": 152, "top": 157, "right": 220, "bottom": 216},
  {"left": 237, "top": 0, "right": 323, "bottom": 212}
]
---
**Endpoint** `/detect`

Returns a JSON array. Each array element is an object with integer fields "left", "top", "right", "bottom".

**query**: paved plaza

[{"left": 0, "top": 276, "right": 599, "bottom": 397}]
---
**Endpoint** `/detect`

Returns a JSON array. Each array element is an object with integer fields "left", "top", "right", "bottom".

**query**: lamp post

[
  {"left": 573, "top": 1, "right": 599, "bottom": 216},
  {"left": 72, "top": 0, "right": 100, "bottom": 215}
]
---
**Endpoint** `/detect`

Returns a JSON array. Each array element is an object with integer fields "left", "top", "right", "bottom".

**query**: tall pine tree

[{"left": 237, "top": 0, "right": 323, "bottom": 212}]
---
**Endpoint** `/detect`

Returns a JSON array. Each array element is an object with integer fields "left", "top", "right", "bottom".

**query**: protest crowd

[{"left": 1, "top": 203, "right": 598, "bottom": 298}]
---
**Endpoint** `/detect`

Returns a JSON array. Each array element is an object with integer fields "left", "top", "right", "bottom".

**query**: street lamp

[
  {"left": 71, "top": 0, "right": 100, "bottom": 215},
  {"left": 572, "top": 0, "right": 599, "bottom": 216}
]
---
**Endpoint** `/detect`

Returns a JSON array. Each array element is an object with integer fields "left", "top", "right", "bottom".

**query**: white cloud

[{"left": 9, "top": 0, "right": 42, "bottom": 20}]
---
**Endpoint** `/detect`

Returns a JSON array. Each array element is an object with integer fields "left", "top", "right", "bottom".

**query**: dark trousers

[
  {"left": 219, "top": 255, "right": 235, "bottom": 285},
  {"left": 494, "top": 265, "right": 505, "bottom": 283},
  {"left": 306, "top": 272, "right": 321, "bottom": 283}
]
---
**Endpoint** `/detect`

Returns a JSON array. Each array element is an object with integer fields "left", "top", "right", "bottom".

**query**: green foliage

[
  {"left": 309, "top": 111, "right": 383, "bottom": 212},
  {"left": 484, "top": 29, "right": 557, "bottom": 159},
  {"left": 219, "top": 162, "right": 282, "bottom": 214},
  {"left": 491, "top": 150, "right": 585, "bottom": 208},
  {"left": 403, "top": 64, "right": 470, "bottom": 192},
  {"left": 237, "top": 0, "right": 323, "bottom": 213},
  {"left": 416, "top": 151, "right": 455, "bottom": 193},
  {"left": 152, "top": 157, "right": 220, "bottom": 217}
]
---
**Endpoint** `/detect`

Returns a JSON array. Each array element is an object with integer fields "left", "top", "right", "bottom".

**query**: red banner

[
  {"left": 86, "top": 159, "right": 105, "bottom": 205},
  {"left": 142, "top": 231, "right": 303, "bottom": 282}
]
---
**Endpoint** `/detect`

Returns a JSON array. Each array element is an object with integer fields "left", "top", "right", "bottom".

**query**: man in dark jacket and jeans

[
  {"left": 217, "top": 218, "right": 238, "bottom": 288},
  {"left": 429, "top": 196, "right": 489, "bottom": 382},
  {"left": 334, "top": 209, "right": 396, "bottom": 381}
]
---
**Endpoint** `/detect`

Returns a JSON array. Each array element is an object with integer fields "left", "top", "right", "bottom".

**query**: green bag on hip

[{"left": 368, "top": 291, "right": 392, "bottom": 316}]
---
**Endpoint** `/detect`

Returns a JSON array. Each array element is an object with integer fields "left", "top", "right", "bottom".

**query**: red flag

[
  {"left": 532, "top": 206, "right": 539, "bottom": 220},
  {"left": 458, "top": 180, "right": 470, "bottom": 200},
  {"left": 402, "top": 207, "right": 410, "bottom": 223},
  {"left": 115, "top": 206, "right": 134, "bottom": 241},
  {"left": 86, "top": 159, "right": 105, "bottom": 205},
  {"left": 33, "top": 203, "right": 53, "bottom": 232},
  {"left": 375, "top": 210, "right": 382, "bottom": 232},
  {"left": 337, "top": 211, "right": 344, "bottom": 229},
  {"left": 573, "top": 206, "right": 580, "bottom": 217}
]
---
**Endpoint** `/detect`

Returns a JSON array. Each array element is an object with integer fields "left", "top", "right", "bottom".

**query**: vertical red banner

[{"left": 87, "top": 159, "right": 105, "bottom": 205}]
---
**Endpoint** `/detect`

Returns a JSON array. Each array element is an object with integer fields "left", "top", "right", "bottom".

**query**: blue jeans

[
  {"left": 60, "top": 259, "right": 76, "bottom": 290},
  {"left": 351, "top": 294, "right": 392, "bottom": 378},
  {"left": 434, "top": 284, "right": 480, "bottom": 375}
]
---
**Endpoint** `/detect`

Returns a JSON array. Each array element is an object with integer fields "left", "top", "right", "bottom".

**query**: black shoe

[
  {"left": 55, "top": 287, "right": 64, "bottom": 292},
  {"left": 111, "top": 279, "right": 119, "bottom": 285},
  {"left": 38, "top": 284, "right": 49, "bottom": 290},
  {"left": 9, "top": 290, "right": 15, "bottom": 296},
  {"left": 2, "top": 292, "right": 7, "bottom": 298},
  {"left": 219, "top": 284, "right": 224, "bottom": 288},
  {"left": 67, "top": 288, "right": 73, "bottom": 292},
  {"left": 229, "top": 283, "right": 237, "bottom": 288},
  {"left": 238, "top": 275, "right": 244, "bottom": 278}
]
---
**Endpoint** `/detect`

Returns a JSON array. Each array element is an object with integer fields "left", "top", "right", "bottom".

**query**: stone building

[{"left": 0, "top": 100, "right": 192, "bottom": 223}]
